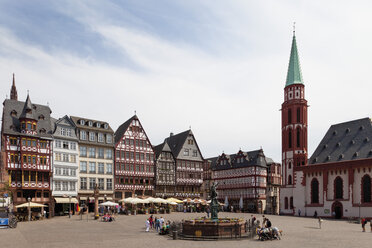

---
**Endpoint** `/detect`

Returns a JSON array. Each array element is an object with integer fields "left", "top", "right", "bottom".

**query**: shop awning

[
  {"left": 79, "top": 197, "right": 87, "bottom": 200},
  {"left": 55, "top": 197, "right": 78, "bottom": 204}
]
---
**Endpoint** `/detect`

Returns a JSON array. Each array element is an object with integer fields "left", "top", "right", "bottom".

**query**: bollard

[{"left": 173, "top": 230, "right": 178, "bottom": 240}]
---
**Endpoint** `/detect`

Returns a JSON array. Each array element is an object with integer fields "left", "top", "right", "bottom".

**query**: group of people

[
  {"left": 252, "top": 215, "right": 282, "bottom": 241},
  {"left": 102, "top": 213, "right": 115, "bottom": 222},
  {"left": 145, "top": 215, "right": 171, "bottom": 234},
  {"left": 361, "top": 218, "right": 372, "bottom": 232}
]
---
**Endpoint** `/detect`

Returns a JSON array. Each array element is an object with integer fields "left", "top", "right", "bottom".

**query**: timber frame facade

[
  {"left": 154, "top": 141, "right": 176, "bottom": 198},
  {"left": 114, "top": 115, "right": 155, "bottom": 200}
]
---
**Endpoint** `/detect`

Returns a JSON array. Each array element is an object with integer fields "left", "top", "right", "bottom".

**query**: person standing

[
  {"left": 318, "top": 217, "right": 323, "bottom": 229},
  {"left": 206, "top": 207, "right": 210, "bottom": 218},
  {"left": 155, "top": 217, "right": 160, "bottom": 232},
  {"left": 298, "top": 209, "right": 301, "bottom": 216},
  {"left": 145, "top": 219, "right": 150, "bottom": 232}
]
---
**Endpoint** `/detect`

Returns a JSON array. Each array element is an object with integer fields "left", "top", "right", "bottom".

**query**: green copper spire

[{"left": 285, "top": 33, "right": 303, "bottom": 87}]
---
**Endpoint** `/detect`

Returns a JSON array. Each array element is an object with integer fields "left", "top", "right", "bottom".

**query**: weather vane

[{"left": 293, "top": 22, "right": 296, "bottom": 35}]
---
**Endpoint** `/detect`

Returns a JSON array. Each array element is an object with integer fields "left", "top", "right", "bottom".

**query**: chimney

[{"left": 170, "top": 132, "right": 174, "bottom": 137}]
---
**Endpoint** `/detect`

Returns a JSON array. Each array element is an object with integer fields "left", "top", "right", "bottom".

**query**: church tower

[
  {"left": 280, "top": 30, "right": 308, "bottom": 214},
  {"left": 10, "top": 73, "right": 18, "bottom": 100}
]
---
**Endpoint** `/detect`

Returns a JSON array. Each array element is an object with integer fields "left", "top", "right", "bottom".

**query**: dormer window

[
  {"left": 80, "top": 120, "right": 85, "bottom": 125},
  {"left": 10, "top": 110, "right": 17, "bottom": 117},
  {"left": 39, "top": 128, "right": 46, "bottom": 134},
  {"left": 88, "top": 121, "right": 93, "bottom": 127},
  {"left": 38, "top": 115, "right": 44, "bottom": 120},
  {"left": 104, "top": 123, "right": 108, "bottom": 129},
  {"left": 96, "top": 122, "right": 101, "bottom": 128}
]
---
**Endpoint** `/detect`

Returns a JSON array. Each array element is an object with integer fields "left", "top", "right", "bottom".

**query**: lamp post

[
  {"left": 28, "top": 197, "right": 31, "bottom": 221},
  {"left": 69, "top": 195, "right": 72, "bottom": 218},
  {"left": 359, "top": 201, "right": 361, "bottom": 224}
]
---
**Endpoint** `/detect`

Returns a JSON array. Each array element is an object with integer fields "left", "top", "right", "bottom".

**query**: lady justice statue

[{"left": 210, "top": 182, "right": 219, "bottom": 220}]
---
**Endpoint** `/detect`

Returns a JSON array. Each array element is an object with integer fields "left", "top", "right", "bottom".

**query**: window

[
  {"left": 71, "top": 169, "right": 76, "bottom": 176},
  {"left": 89, "top": 162, "right": 96, "bottom": 173},
  {"left": 288, "top": 175, "right": 292, "bottom": 185},
  {"left": 297, "top": 107, "right": 300, "bottom": 122},
  {"left": 106, "top": 149, "right": 112, "bottom": 159},
  {"left": 80, "top": 120, "right": 85, "bottom": 125},
  {"left": 62, "top": 182, "right": 68, "bottom": 191},
  {"left": 70, "top": 142, "right": 76, "bottom": 150},
  {"left": 107, "top": 179, "right": 112, "bottom": 190},
  {"left": 80, "top": 146, "right": 87, "bottom": 157},
  {"left": 362, "top": 175, "right": 371, "bottom": 203},
  {"left": 284, "top": 197, "right": 288, "bottom": 209},
  {"left": 62, "top": 168, "right": 68, "bottom": 176},
  {"left": 63, "top": 141, "right": 69, "bottom": 149},
  {"left": 98, "top": 178, "right": 104, "bottom": 190},
  {"left": 55, "top": 181, "right": 61, "bottom": 191},
  {"left": 96, "top": 122, "right": 101, "bottom": 128},
  {"left": 89, "top": 178, "right": 96, "bottom": 190},
  {"left": 98, "top": 148, "right": 104, "bottom": 158},
  {"left": 88, "top": 121, "right": 93, "bottom": 127},
  {"left": 63, "top": 153, "right": 69, "bottom": 162},
  {"left": 106, "top": 163, "right": 112, "bottom": 174},
  {"left": 290, "top": 197, "right": 293, "bottom": 209},
  {"left": 288, "top": 129, "right": 292, "bottom": 148},
  {"left": 69, "top": 182, "right": 75, "bottom": 191},
  {"left": 89, "top": 147, "right": 96, "bottom": 158},
  {"left": 70, "top": 155, "right": 76, "bottom": 163},
  {"left": 98, "top": 163, "right": 104, "bottom": 174},
  {"left": 80, "top": 178, "right": 87, "bottom": 190},
  {"left": 80, "top": 130, "right": 87, "bottom": 140},
  {"left": 55, "top": 167, "right": 61, "bottom": 175},
  {"left": 297, "top": 128, "right": 301, "bottom": 148},
  {"left": 89, "top": 132, "right": 95, "bottom": 141},
  {"left": 98, "top": 133, "right": 104, "bottom": 143},
  {"left": 106, "top": 134, "right": 112, "bottom": 143},
  {"left": 334, "top": 177, "right": 343, "bottom": 199},
  {"left": 193, "top": 150, "right": 198, "bottom": 157},
  {"left": 136, "top": 153, "right": 139, "bottom": 161},
  {"left": 55, "top": 140, "right": 61, "bottom": 148},
  {"left": 184, "top": 149, "right": 189, "bottom": 156},
  {"left": 288, "top": 108, "right": 292, "bottom": 123},
  {"left": 140, "top": 153, "right": 144, "bottom": 161},
  {"left": 66, "top": 128, "right": 71, "bottom": 137},
  {"left": 311, "top": 178, "right": 319, "bottom": 204}
]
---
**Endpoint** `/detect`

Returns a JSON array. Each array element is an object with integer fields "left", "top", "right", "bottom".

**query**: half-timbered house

[
  {"left": 153, "top": 141, "right": 176, "bottom": 198},
  {"left": 114, "top": 115, "right": 155, "bottom": 200},
  {"left": 1, "top": 76, "right": 53, "bottom": 214},
  {"left": 164, "top": 130, "right": 204, "bottom": 199},
  {"left": 210, "top": 149, "right": 272, "bottom": 213}
]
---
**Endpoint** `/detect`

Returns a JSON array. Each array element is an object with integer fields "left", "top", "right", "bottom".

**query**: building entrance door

[{"left": 332, "top": 201, "right": 343, "bottom": 219}]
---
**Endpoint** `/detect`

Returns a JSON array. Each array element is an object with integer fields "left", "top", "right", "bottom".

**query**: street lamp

[
  {"left": 69, "top": 195, "right": 72, "bottom": 218},
  {"left": 28, "top": 197, "right": 31, "bottom": 221}
]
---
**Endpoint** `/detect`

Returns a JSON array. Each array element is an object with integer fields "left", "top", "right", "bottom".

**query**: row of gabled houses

[{"left": 0, "top": 76, "right": 281, "bottom": 216}]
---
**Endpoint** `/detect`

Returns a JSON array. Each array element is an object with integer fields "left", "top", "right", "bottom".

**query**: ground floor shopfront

[
  {"left": 11, "top": 188, "right": 52, "bottom": 218},
  {"left": 78, "top": 193, "right": 114, "bottom": 212}
]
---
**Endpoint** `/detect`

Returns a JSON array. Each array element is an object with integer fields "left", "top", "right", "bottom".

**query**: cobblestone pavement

[{"left": 0, "top": 212, "right": 369, "bottom": 248}]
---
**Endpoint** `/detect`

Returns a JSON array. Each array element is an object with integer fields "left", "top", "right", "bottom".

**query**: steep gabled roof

[
  {"left": 19, "top": 94, "right": 36, "bottom": 120},
  {"left": 114, "top": 115, "right": 137, "bottom": 145},
  {"left": 153, "top": 141, "right": 172, "bottom": 159},
  {"left": 309, "top": 118, "right": 372, "bottom": 165},
  {"left": 164, "top": 130, "right": 190, "bottom": 157}
]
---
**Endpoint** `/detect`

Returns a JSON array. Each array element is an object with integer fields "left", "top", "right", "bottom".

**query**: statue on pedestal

[{"left": 210, "top": 182, "right": 219, "bottom": 220}]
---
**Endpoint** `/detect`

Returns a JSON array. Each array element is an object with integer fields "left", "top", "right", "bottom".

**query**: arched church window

[
  {"left": 284, "top": 197, "right": 288, "bottom": 209},
  {"left": 288, "top": 109, "right": 292, "bottom": 124},
  {"left": 334, "top": 177, "right": 343, "bottom": 199},
  {"left": 288, "top": 129, "right": 292, "bottom": 148},
  {"left": 288, "top": 175, "right": 292, "bottom": 185},
  {"left": 297, "top": 127, "right": 301, "bottom": 147},
  {"left": 297, "top": 107, "right": 300, "bottom": 122},
  {"left": 311, "top": 178, "right": 319, "bottom": 204},
  {"left": 290, "top": 197, "right": 293, "bottom": 209},
  {"left": 362, "top": 175, "right": 371, "bottom": 203}
]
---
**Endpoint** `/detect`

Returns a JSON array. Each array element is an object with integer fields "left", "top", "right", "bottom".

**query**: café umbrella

[{"left": 16, "top": 202, "right": 47, "bottom": 208}]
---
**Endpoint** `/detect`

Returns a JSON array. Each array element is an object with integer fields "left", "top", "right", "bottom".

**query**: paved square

[{"left": 0, "top": 213, "right": 369, "bottom": 248}]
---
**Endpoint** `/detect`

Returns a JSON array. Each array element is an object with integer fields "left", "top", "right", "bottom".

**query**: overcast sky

[{"left": 1, "top": 0, "right": 372, "bottom": 162}]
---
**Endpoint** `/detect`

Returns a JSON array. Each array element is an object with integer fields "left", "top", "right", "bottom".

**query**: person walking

[
  {"left": 362, "top": 218, "right": 366, "bottom": 232},
  {"left": 318, "top": 217, "right": 323, "bottom": 229},
  {"left": 149, "top": 215, "right": 154, "bottom": 229},
  {"left": 298, "top": 209, "right": 301, "bottom": 216}
]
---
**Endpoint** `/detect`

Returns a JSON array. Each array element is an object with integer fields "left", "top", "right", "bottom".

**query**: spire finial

[
  {"left": 12, "top": 73, "right": 15, "bottom": 85},
  {"left": 189, "top": 125, "right": 191, "bottom": 130},
  {"left": 293, "top": 22, "right": 296, "bottom": 36},
  {"left": 27, "top": 90, "right": 29, "bottom": 95},
  {"left": 134, "top": 110, "right": 136, "bottom": 115},
  {"left": 10, "top": 73, "right": 18, "bottom": 100}
]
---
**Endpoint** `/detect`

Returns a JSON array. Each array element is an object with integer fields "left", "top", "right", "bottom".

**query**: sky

[{"left": 1, "top": 0, "right": 372, "bottom": 162}]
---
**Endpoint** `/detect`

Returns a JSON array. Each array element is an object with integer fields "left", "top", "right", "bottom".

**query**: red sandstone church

[{"left": 280, "top": 32, "right": 372, "bottom": 218}]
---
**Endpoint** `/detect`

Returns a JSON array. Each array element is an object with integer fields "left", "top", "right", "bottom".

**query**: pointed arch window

[
  {"left": 334, "top": 177, "right": 343, "bottom": 199},
  {"left": 297, "top": 127, "right": 301, "bottom": 147},
  {"left": 311, "top": 178, "right": 319, "bottom": 204},
  {"left": 297, "top": 107, "right": 300, "bottom": 122},
  {"left": 288, "top": 109, "right": 292, "bottom": 124},
  {"left": 362, "top": 175, "right": 371, "bottom": 203},
  {"left": 290, "top": 197, "right": 294, "bottom": 209},
  {"left": 288, "top": 129, "right": 292, "bottom": 148},
  {"left": 288, "top": 175, "right": 292, "bottom": 185},
  {"left": 284, "top": 197, "right": 288, "bottom": 209}
]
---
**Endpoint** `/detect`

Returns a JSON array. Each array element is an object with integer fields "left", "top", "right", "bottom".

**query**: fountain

[{"left": 181, "top": 182, "right": 249, "bottom": 239}]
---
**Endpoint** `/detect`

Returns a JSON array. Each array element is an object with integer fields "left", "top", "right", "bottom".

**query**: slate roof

[
  {"left": 2, "top": 98, "right": 53, "bottom": 138},
  {"left": 309, "top": 117, "right": 372, "bottom": 165},
  {"left": 153, "top": 141, "right": 172, "bottom": 159},
  {"left": 208, "top": 149, "right": 269, "bottom": 171},
  {"left": 164, "top": 130, "right": 190, "bottom": 157},
  {"left": 70, "top": 116, "right": 114, "bottom": 133},
  {"left": 114, "top": 115, "right": 136, "bottom": 145}
]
